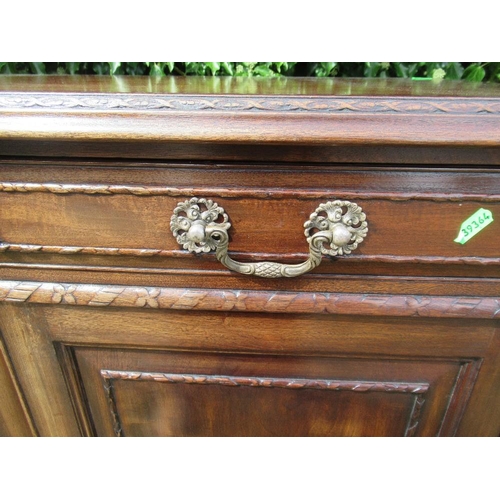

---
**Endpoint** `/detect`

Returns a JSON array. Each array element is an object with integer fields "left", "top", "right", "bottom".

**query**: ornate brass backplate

[{"left": 170, "top": 198, "right": 368, "bottom": 278}]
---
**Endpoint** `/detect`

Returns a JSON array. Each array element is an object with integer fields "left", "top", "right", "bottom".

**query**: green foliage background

[{"left": 0, "top": 62, "right": 499, "bottom": 82}]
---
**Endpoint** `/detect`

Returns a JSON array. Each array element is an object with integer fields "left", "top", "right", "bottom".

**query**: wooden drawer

[
  {"left": 1, "top": 76, "right": 499, "bottom": 437},
  {"left": 0, "top": 162, "right": 499, "bottom": 285}
]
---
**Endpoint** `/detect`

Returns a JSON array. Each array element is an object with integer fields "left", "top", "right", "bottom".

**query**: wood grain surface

[
  {"left": 1, "top": 77, "right": 499, "bottom": 155},
  {"left": 0, "top": 332, "right": 36, "bottom": 436},
  {"left": 0, "top": 164, "right": 498, "bottom": 275},
  {"left": 0, "top": 76, "right": 499, "bottom": 436}
]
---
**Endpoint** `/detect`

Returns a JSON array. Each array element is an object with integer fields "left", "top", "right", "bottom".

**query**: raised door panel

[{"left": 72, "top": 346, "right": 478, "bottom": 437}]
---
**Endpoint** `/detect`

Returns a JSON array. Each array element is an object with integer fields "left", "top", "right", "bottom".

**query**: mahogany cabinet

[{"left": 0, "top": 76, "right": 499, "bottom": 436}]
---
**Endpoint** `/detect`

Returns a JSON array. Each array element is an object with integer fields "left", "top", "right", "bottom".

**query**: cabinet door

[{"left": 2, "top": 303, "right": 498, "bottom": 436}]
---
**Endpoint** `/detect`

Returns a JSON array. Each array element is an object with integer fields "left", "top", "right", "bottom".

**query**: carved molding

[
  {"left": 100, "top": 369, "right": 429, "bottom": 392},
  {"left": 437, "top": 359, "right": 483, "bottom": 436},
  {"left": 1, "top": 93, "right": 500, "bottom": 115},
  {"left": 345, "top": 255, "right": 500, "bottom": 266},
  {"left": 100, "top": 369, "right": 429, "bottom": 437},
  {"left": 1, "top": 181, "right": 499, "bottom": 203},
  {"left": 405, "top": 394, "right": 426, "bottom": 437},
  {"left": 1, "top": 280, "right": 499, "bottom": 319},
  {"left": 0, "top": 242, "right": 172, "bottom": 257},
  {"left": 0, "top": 243, "right": 499, "bottom": 266},
  {"left": 101, "top": 374, "right": 122, "bottom": 437}
]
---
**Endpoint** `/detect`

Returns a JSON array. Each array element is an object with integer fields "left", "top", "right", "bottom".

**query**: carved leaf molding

[
  {"left": 1, "top": 281, "right": 499, "bottom": 319},
  {"left": 1, "top": 94, "right": 500, "bottom": 114}
]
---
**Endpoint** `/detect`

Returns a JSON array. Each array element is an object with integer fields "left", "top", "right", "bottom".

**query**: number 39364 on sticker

[{"left": 454, "top": 208, "right": 494, "bottom": 245}]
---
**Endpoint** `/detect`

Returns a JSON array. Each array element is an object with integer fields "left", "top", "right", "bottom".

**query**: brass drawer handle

[{"left": 170, "top": 198, "right": 368, "bottom": 278}]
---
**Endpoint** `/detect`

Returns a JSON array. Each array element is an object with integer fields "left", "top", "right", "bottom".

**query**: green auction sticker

[{"left": 454, "top": 208, "right": 494, "bottom": 245}]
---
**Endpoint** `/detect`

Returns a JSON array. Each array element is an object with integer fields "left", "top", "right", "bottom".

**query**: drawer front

[{"left": 0, "top": 162, "right": 499, "bottom": 283}]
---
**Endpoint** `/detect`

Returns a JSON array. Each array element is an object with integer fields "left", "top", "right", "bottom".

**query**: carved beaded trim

[
  {"left": 101, "top": 369, "right": 429, "bottom": 392},
  {"left": 1, "top": 182, "right": 500, "bottom": 202},
  {"left": 1, "top": 243, "right": 499, "bottom": 265},
  {"left": 1, "top": 93, "right": 500, "bottom": 114}
]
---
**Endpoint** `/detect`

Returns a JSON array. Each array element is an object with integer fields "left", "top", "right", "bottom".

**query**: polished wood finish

[
  {"left": 3, "top": 75, "right": 500, "bottom": 96},
  {"left": 0, "top": 332, "right": 36, "bottom": 436},
  {"left": 0, "top": 77, "right": 499, "bottom": 436},
  {"left": 1, "top": 76, "right": 499, "bottom": 163}
]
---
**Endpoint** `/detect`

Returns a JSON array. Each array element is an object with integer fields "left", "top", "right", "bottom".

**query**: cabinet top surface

[
  {"left": 1, "top": 76, "right": 499, "bottom": 152},
  {"left": 1, "top": 75, "right": 500, "bottom": 98}
]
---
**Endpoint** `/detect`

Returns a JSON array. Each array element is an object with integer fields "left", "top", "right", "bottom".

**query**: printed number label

[{"left": 455, "top": 209, "right": 494, "bottom": 245}]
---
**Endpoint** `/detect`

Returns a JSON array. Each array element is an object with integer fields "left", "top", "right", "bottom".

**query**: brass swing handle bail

[{"left": 170, "top": 198, "right": 368, "bottom": 278}]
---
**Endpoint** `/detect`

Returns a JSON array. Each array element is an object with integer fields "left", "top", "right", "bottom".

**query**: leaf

[
  {"left": 124, "top": 62, "right": 139, "bottom": 75},
  {"left": 29, "top": 62, "right": 46, "bottom": 74},
  {"left": 317, "top": 62, "right": 336, "bottom": 77},
  {"left": 234, "top": 63, "right": 250, "bottom": 76},
  {"left": 406, "top": 63, "right": 419, "bottom": 78},
  {"left": 274, "top": 62, "right": 289, "bottom": 73},
  {"left": 253, "top": 64, "right": 275, "bottom": 77},
  {"left": 445, "top": 62, "right": 464, "bottom": 80},
  {"left": 392, "top": 62, "right": 408, "bottom": 78},
  {"left": 92, "top": 63, "right": 108, "bottom": 75},
  {"left": 149, "top": 63, "right": 163, "bottom": 76},
  {"left": 432, "top": 68, "right": 446, "bottom": 82},
  {"left": 7, "top": 63, "right": 18, "bottom": 73},
  {"left": 221, "top": 62, "right": 233, "bottom": 75},
  {"left": 125, "top": 63, "right": 147, "bottom": 75},
  {"left": 185, "top": 62, "right": 206, "bottom": 75},
  {"left": 314, "top": 63, "right": 333, "bottom": 77},
  {"left": 423, "top": 62, "right": 435, "bottom": 75},
  {"left": 239, "top": 62, "right": 257, "bottom": 76},
  {"left": 66, "top": 62, "right": 80, "bottom": 75},
  {"left": 284, "top": 62, "right": 297, "bottom": 75},
  {"left": 423, "top": 62, "right": 445, "bottom": 76},
  {"left": 364, "top": 62, "right": 381, "bottom": 77},
  {"left": 306, "top": 63, "right": 319, "bottom": 76},
  {"left": 109, "top": 62, "right": 121, "bottom": 75},
  {"left": 165, "top": 62, "right": 174, "bottom": 73},
  {"left": 206, "top": 62, "right": 220, "bottom": 75},
  {"left": 463, "top": 64, "right": 485, "bottom": 82}
]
